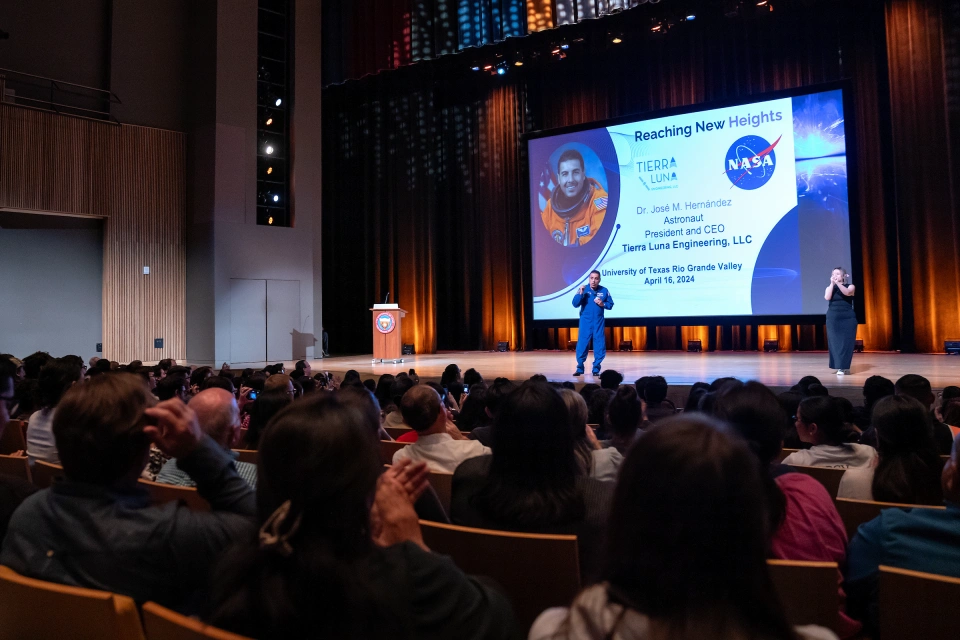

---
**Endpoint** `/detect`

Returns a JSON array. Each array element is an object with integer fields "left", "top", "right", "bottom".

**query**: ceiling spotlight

[
  {"left": 651, "top": 23, "right": 662, "bottom": 33},
  {"left": 471, "top": 65, "right": 480, "bottom": 71},
  {"left": 757, "top": 0, "right": 768, "bottom": 4},
  {"left": 274, "top": 98, "right": 282, "bottom": 107},
  {"left": 265, "top": 145, "right": 274, "bottom": 155},
  {"left": 268, "top": 216, "right": 274, "bottom": 225},
  {"left": 686, "top": 14, "right": 696, "bottom": 20},
  {"left": 514, "top": 60, "right": 523, "bottom": 67},
  {"left": 552, "top": 46, "right": 561, "bottom": 54},
  {"left": 612, "top": 36, "right": 622, "bottom": 44},
  {"left": 560, "top": 43, "right": 569, "bottom": 50},
  {"left": 266, "top": 167, "right": 273, "bottom": 175},
  {"left": 265, "top": 117, "right": 273, "bottom": 126},
  {"left": 483, "top": 64, "right": 493, "bottom": 71},
  {"left": 272, "top": 194, "right": 279, "bottom": 202}
]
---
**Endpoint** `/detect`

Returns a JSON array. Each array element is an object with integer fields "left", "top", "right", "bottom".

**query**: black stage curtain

[{"left": 322, "top": 0, "right": 960, "bottom": 355}]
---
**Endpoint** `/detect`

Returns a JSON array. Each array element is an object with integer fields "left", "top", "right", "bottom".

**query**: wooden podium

[{"left": 371, "top": 304, "right": 407, "bottom": 363}]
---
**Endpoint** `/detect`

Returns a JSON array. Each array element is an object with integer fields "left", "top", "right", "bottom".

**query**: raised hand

[{"left": 143, "top": 398, "right": 203, "bottom": 459}]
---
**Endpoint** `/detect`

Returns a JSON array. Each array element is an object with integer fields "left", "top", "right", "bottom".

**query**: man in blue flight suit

[{"left": 572, "top": 270, "right": 614, "bottom": 377}]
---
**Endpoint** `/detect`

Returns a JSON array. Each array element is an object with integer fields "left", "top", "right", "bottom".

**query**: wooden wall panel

[
  {"left": 103, "top": 126, "right": 186, "bottom": 362},
  {"left": 0, "top": 104, "right": 186, "bottom": 363}
]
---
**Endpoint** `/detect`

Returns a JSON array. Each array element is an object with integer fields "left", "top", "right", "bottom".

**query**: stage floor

[{"left": 308, "top": 350, "right": 960, "bottom": 392}]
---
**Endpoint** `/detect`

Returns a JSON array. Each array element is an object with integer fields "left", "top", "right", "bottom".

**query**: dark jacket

[{"left": 0, "top": 436, "right": 256, "bottom": 610}]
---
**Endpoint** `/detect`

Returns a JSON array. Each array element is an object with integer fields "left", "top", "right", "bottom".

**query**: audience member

[
  {"left": 392, "top": 386, "right": 489, "bottom": 473},
  {"left": 451, "top": 382, "right": 613, "bottom": 581},
  {"left": 201, "top": 374, "right": 235, "bottom": 394},
  {"left": 263, "top": 373, "right": 294, "bottom": 397},
  {"left": 22, "top": 351, "right": 53, "bottom": 379},
  {"left": 245, "top": 389, "right": 294, "bottom": 449},
  {"left": 383, "top": 376, "right": 416, "bottom": 428},
  {"left": 600, "top": 385, "right": 645, "bottom": 456},
  {"left": 936, "top": 385, "right": 960, "bottom": 434},
  {"left": 155, "top": 373, "right": 188, "bottom": 402},
  {"left": 157, "top": 358, "right": 175, "bottom": 378},
  {"left": 683, "top": 381, "right": 710, "bottom": 413},
  {"left": 530, "top": 416, "right": 834, "bottom": 640},
  {"left": 598, "top": 369, "right": 623, "bottom": 390},
  {"left": 1, "top": 374, "right": 257, "bottom": 610},
  {"left": 206, "top": 393, "right": 514, "bottom": 639},
  {"left": 373, "top": 373, "right": 396, "bottom": 410},
  {"left": 292, "top": 359, "right": 311, "bottom": 380},
  {"left": 455, "top": 384, "right": 489, "bottom": 431},
  {"left": 560, "top": 388, "right": 622, "bottom": 482},
  {"left": 642, "top": 375, "right": 676, "bottom": 423},
  {"left": 944, "top": 398, "right": 960, "bottom": 438},
  {"left": 26, "top": 357, "right": 82, "bottom": 464},
  {"left": 0, "top": 360, "right": 37, "bottom": 541},
  {"left": 895, "top": 374, "right": 954, "bottom": 453},
  {"left": 852, "top": 375, "right": 895, "bottom": 433},
  {"left": 587, "top": 388, "right": 615, "bottom": 439},
  {"left": 469, "top": 379, "right": 516, "bottom": 447},
  {"left": 189, "top": 366, "right": 214, "bottom": 396},
  {"left": 846, "top": 433, "right": 960, "bottom": 635},
  {"left": 441, "top": 364, "right": 464, "bottom": 409},
  {"left": 782, "top": 396, "right": 876, "bottom": 469},
  {"left": 157, "top": 388, "right": 256, "bottom": 488},
  {"left": 715, "top": 382, "right": 860, "bottom": 637},
  {"left": 578, "top": 383, "right": 600, "bottom": 406},
  {"left": 463, "top": 367, "right": 484, "bottom": 388},
  {"left": 838, "top": 395, "right": 943, "bottom": 504}
]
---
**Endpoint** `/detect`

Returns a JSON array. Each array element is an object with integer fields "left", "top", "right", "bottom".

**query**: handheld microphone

[{"left": 383, "top": 292, "right": 390, "bottom": 304}]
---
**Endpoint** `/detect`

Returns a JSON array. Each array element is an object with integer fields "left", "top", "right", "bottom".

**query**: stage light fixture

[
  {"left": 272, "top": 194, "right": 279, "bottom": 202},
  {"left": 560, "top": 42, "right": 569, "bottom": 50},
  {"left": 402, "top": 343, "right": 416, "bottom": 355},
  {"left": 497, "top": 341, "right": 509, "bottom": 352},
  {"left": 265, "top": 117, "right": 273, "bottom": 126},
  {"left": 471, "top": 65, "right": 480, "bottom": 71},
  {"left": 945, "top": 340, "right": 960, "bottom": 355},
  {"left": 266, "top": 166, "right": 273, "bottom": 175},
  {"left": 496, "top": 63, "right": 507, "bottom": 75},
  {"left": 687, "top": 340, "right": 702, "bottom": 352},
  {"left": 763, "top": 339, "right": 779, "bottom": 353},
  {"left": 274, "top": 98, "right": 282, "bottom": 106},
  {"left": 619, "top": 340, "right": 633, "bottom": 352},
  {"left": 756, "top": 0, "right": 768, "bottom": 4},
  {"left": 483, "top": 64, "right": 493, "bottom": 71},
  {"left": 854, "top": 339, "right": 864, "bottom": 353},
  {"left": 265, "top": 145, "right": 274, "bottom": 154},
  {"left": 686, "top": 14, "right": 696, "bottom": 20},
  {"left": 612, "top": 36, "right": 622, "bottom": 44},
  {"left": 267, "top": 216, "right": 274, "bottom": 225}
]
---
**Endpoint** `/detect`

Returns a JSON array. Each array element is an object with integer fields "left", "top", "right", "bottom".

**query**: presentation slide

[{"left": 528, "top": 86, "right": 854, "bottom": 321}]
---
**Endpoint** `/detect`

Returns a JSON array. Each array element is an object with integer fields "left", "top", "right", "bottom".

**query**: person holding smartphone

[
  {"left": 825, "top": 266, "right": 857, "bottom": 375},
  {"left": 572, "top": 270, "right": 614, "bottom": 377}
]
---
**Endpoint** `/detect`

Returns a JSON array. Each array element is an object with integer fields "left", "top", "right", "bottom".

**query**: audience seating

[
  {"left": 383, "top": 426, "right": 411, "bottom": 440},
  {"left": 232, "top": 449, "right": 258, "bottom": 465},
  {"left": 0, "top": 565, "right": 145, "bottom": 640},
  {"left": 0, "top": 454, "right": 31, "bottom": 483},
  {"left": 0, "top": 419, "right": 26, "bottom": 455},
  {"left": 138, "top": 480, "right": 210, "bottom": 511},
  {"left": 419, "top": 520, "right": 580, "bottom": 633},
  {"left": 142, "top": 602, "right": 251, "bottom": 640},
  {"left": 835, "top": 498, "right": 946, "bottom": 540},
  {"left": 778, "top": 448, "right": 799, "bottom": 463},
  {"left": 787, "top": 465, "right": 845, "bottom": 499},
  {"left": 879, "top": 565, "right": 960, "bottom": 638},
  {"left": 31, "top": 460, "right": 64, "bottom": 488},
  {"left": 766, "top": 559, "right": 839, "bottom": 633},
  {"left": 379, "top": 440, "right": 409, "bottom": 465},
  {"left": 425, "top": 470, "right": 453, "bottom": 516}
]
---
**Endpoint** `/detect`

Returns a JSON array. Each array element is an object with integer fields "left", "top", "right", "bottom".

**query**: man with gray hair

[
  {"left": 156, "top": 388, "right": 257, "bottom": 488},
  {"left": 392, "top": 385, "right": 490, "bottom": 473}
]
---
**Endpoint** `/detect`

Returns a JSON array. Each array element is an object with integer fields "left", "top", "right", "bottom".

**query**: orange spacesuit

[{"left": 540, "top": 178, "right": 609, "bottom": 247}]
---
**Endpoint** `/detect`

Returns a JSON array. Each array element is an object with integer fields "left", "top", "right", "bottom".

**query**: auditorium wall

[{"left": 0, "top": 221, "right": 103, "bottom": 359}]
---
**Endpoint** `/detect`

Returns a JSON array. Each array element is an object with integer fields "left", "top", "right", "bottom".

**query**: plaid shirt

[{"left": 156, "top": 450, "right": 257, "bottom": 489}]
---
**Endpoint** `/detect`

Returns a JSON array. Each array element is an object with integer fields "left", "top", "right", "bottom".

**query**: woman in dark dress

[{"left": 825, "top": 267, "right": 857, "bottom": 375}]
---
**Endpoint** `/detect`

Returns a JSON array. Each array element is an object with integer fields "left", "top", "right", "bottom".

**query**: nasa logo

[
  {"left": 723, "top": 134, "right": 781, "bottom": 190},
  {"left": 376, "top": 312, "right": 396, "bottom": 334}
]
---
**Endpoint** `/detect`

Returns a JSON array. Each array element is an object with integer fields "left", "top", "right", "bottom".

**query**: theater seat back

[{"left": 0, "top": 565, "right": 144, "bottom": 640}]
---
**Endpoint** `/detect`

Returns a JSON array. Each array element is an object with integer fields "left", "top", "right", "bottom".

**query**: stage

[{"left": 306, "top": 350, "right": 960, "bottom": 400}]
